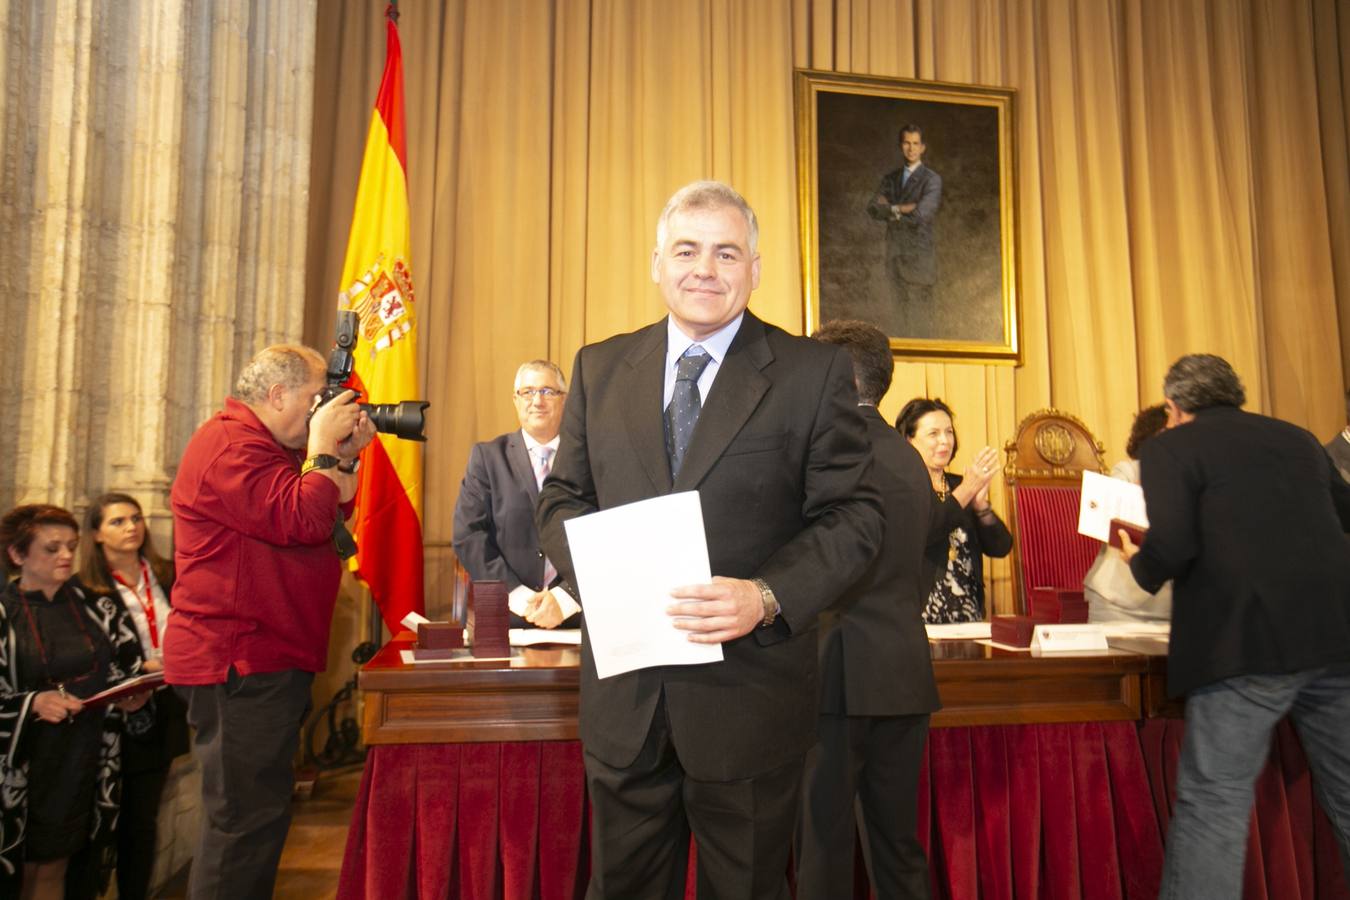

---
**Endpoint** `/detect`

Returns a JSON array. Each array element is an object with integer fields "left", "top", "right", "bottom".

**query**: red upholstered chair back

[{"left": 1003, "top": 409, "right": 1107, "bottom": 613}]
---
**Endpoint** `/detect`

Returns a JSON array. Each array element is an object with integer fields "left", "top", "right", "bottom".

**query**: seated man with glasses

[{"left": 452, "top": 360, "right": 580, "bottom": 628}]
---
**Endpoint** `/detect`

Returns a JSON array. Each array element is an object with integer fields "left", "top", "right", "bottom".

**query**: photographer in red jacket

[{"left": 165, "top": 344, "right": 375, "bottom": 900}]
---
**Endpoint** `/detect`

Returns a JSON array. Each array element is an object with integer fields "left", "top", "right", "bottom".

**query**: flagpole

[{"left": 302, "top": 0, "right": 423, "bottom": 777}]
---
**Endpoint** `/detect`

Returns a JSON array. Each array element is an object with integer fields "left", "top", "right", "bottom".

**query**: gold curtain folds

[{"left": 307, "top": 0, "right": 1350, "bottom": 615}]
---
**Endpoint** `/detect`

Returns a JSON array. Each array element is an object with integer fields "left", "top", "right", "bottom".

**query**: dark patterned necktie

[
  {"left": 535, "top": 446, "right": 557, "bottom": 585},
  {"left": 665, "top": 344, "right": 712, "bottom": 479}
]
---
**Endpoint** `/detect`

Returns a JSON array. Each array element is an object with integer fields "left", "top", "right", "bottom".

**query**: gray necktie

[
  {"left": 534, "top": 445, "right": 553, "bottom": 489},
  {"left": 665, "top": 345, "right": 712, "bottom": 479}
]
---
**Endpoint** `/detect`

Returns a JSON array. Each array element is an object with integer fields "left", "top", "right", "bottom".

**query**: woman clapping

[{"left": 896, "top": 398, "right": 1012, "bottom": 623}]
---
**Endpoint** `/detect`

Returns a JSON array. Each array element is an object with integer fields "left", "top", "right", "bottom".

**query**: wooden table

[
  {"left": 361, "top": 639, "right": 580, "bottom": 744},
  {"left": 360, "top": 633, "right": 1162, "bottom": 744}
]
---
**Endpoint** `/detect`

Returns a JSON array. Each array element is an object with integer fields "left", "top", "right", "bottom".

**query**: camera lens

[{"left": 361, "top": 401, "right": 430, "bottom": 441}]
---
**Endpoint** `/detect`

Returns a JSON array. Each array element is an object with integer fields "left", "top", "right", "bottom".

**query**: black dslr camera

[{"left": 314, "top": 309, "right": 429, "bottom": 441}]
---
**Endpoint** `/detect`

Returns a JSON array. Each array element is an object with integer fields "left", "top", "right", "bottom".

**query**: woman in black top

[
  {"left": 896, "top": 398, "right": 1012, "bottom": 623},
  {"left": 0, "top": 505, "right": 147, "bottom": 899},
  {"left": 78, "top": 493, "right": 189, "bottom": 900}
]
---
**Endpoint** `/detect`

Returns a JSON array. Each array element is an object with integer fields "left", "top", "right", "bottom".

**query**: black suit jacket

[
  {"left": 452, "top": 430, "right": 550, "bottom": 592},
  {"left": 1325, "top": 431, "right": 1350, "bottom": 483},
  {"left": 117, "top": 581, "right": 190, "bottom": 775},
  {"left": 1130, "top": 406, "right": 1350, "bottom": 697},
  {"left": 817, "top": 408, "right": 940, "bottom": 717},
  {"left": 536, "top": 312, "right": 884, "bottom": 781}
]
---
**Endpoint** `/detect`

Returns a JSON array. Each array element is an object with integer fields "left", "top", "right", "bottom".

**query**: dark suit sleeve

[
  {"left": 535, "top": 348, "right": 597, "bottom": 594},
  {"left": 755, "top": 349, "right": 884, "bottom": 631},
  {"left": 1328, "top": 450, "right": 1350, "bottom": 532},
  {"left": 908, "top": 170, "right": 942, "bottom": 226},
  {"left": 867, "top": 172, "right": 898, "bottom": 221},
  {"left": 452, "top": 442, "right": 525, "bottom": 590},
  {"left": 975, "top": 508, "right": 1012, "bottom": 558},
  {"left": 927, "top": 488, "right": 1010, "bottom": 559},
  {"left": 1130, "top": 441, "right": 1200, "bottom": 593}
]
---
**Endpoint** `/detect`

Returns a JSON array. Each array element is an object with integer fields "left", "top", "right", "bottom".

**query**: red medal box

[
  {"left": 417, "top": 622, "right": 465, "bottom": 650},
  {"left": 990, "top": 615, "right": 1039, "bottom": 648},
  {"left": 411, "top": 621, "right": 466, "bottom": 661},
  {"left": 1028, "top": 587, "right": 1089, "bottom": 624},
  {"left": 469, "top": 581, "right": 511, "bottom": 658}
]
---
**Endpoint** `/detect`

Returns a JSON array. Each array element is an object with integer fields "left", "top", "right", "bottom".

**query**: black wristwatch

[{"left": 301, "top": 454, "right": 341, "bottom": 475}]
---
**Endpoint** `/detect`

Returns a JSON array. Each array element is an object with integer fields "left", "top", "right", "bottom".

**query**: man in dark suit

[
  {"left": 536, "top": 181, "right": 884, "bottom": 899},
  {"left": 796, "top": 319, "right": 940, "bottom": 899},
  {"left": 452, "top": 360, "right": 580, "bottom": 628},
  {"left": 1121, "top": 354, "right": 1350, "bottom": 899},
  {"left": 1324, "top": 388, "right": 1350, "bottom": 482},
  {"left": 868, "top": 124, "right": 942, "bottom": 305}
]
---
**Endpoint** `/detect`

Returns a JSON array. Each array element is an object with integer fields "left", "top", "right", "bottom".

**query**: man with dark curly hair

[{"left": 797, "top": 319, "right": 939, "bottom": 898}]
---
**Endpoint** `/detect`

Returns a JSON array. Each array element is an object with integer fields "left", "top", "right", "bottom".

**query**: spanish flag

[{"left": 337, "top": 6, "right": 424, "bottom": 632}]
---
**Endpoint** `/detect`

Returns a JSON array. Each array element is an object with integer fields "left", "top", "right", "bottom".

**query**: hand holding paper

[
  {"left": 82, "top": 671, "right": 166, "bottom": 709},
  {"left": 564, "top": 492, "right": 723, "bottom": 679},
  {"left": 667, "top": 576, "right": 763, "bottom": 643},
  {"left": 1115, "top": 522, "right": 1142, "bottom": 561},
  {"left": 1078, "top": 471, "right": 1149, "bottom": 542}
]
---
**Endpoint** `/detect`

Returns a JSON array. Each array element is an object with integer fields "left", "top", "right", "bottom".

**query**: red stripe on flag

[
  {"left": 375, "top": 18, "right": 407, "bottom": 172},
  {"left": 351, "top": 430, "right": 424, "bottom": 634}
]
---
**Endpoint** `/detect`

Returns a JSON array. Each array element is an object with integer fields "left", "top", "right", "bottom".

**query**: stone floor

[{"left": 153, "top": 766, "right": 362, "bottom": 899}]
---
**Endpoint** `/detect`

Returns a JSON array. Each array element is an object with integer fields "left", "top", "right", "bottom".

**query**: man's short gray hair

[
  {"left": 1163, "top": 353, "right": 1247, "bottom": 413},
  {"left": 233, "top": 344, "right": 326, "bottom": 404},
  {"left": 654, "top": 181, "right": 759, "bottom": 255},
  {"left": 514, "top": 359, "right": 567, "bottom": 393}
]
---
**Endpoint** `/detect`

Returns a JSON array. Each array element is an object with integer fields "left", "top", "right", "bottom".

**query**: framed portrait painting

[{"left": 795, "top": 70, "right": 1020, "bottom": 363}]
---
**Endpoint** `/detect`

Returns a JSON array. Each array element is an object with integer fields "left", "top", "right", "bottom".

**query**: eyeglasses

[{"left": 515, "top": 388, "right": 565, "bottom": 400}]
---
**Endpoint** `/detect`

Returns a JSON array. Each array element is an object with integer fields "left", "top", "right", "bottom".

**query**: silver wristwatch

[{"left": 752, "top": 577, "right": 779, "bottom": 627}]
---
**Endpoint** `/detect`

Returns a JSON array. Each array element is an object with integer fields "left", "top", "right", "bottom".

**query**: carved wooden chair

[{"left": 1003, "top": 409, "right": 1107, "bottom": 614}]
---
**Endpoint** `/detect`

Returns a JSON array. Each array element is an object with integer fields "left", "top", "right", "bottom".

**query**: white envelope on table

[
  {"left": 1077, "top": 470, "right": 1149, "bottom": 542},
  {"left": 563, "top": 491, "right": 723, "bottom": 679}
]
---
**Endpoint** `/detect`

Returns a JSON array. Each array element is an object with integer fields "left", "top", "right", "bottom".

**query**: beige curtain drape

[{"left": 307, "top": 0, "right": 1350, "bottom": 615}]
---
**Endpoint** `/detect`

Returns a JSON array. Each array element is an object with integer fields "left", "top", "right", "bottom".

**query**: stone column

[
  {"left": 0, "top": 0, "right": 317, "bottom": 532},
  {"left": 0, "top": 2, "right": 317, "bottom": 891}
]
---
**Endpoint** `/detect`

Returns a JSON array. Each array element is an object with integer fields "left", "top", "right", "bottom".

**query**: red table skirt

[
  {"left": 338, "top": 721, "right": 1346, "bottom": 899},
  {"left": 1139, "top": 719, "right": 1348, "bottom": 900}
]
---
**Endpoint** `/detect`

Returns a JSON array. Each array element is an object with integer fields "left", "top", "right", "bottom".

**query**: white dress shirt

[
  {"left": 507, "top": 429, "right": 579, "bottom": 625},
  {"left": 114, "top": 561, "right": 172, "bottom": 662},
  {"left": 663, "top": 313, "right": 744, "bottom": 412}
]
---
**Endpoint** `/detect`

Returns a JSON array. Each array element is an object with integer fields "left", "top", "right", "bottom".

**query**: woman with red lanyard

[
  {"left": 77, "top": 493, "right": 188, "bottom": 900},
  {"left": 0, "top": 504, "right": 149, "bottom": 900}
]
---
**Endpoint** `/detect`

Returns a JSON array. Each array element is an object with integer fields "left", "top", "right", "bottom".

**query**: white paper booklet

[
  {"left": 924, "top": 622, "right": 993, "bottom": 640},
  {"left": 1077, "top": 471, "right": 1149, "bottom": 542},
  {"left": 563, "top": 491, "right": 723, "bottom": 679},
  {"left": 509, "top": 628, "right": 583, "bottom": 646}
]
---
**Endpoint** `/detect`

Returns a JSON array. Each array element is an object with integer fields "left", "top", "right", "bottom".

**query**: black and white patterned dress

[
  {"left": 920, "top": 472, "right": 1013, "bottom": 624},
  {"left": 0, "top": 578, "right": 142, "bottom": 886}
]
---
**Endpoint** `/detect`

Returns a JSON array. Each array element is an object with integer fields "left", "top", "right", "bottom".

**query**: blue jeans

[{"left": 1159, "top": 665, "right": 1350, "bottom": 899}]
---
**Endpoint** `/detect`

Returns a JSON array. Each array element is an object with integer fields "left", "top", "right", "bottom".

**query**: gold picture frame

[{"left": 795, "top": 69, "right": 1021, "bottom": 363}]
